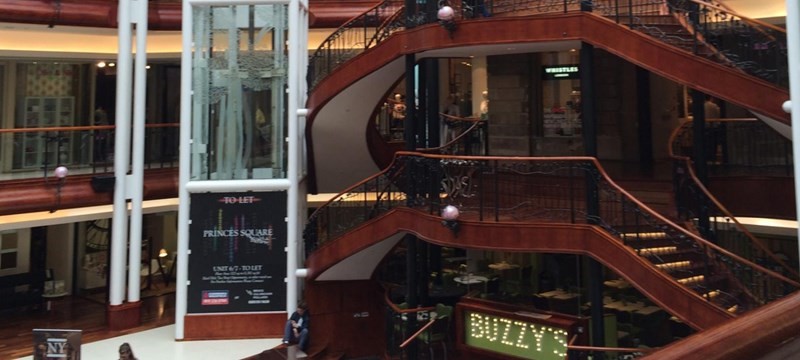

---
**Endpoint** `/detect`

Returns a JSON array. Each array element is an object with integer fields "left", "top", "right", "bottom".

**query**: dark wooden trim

[
  {"left": 579, "top": 14, "right": 788, "bottom": 124},
  {"left": 305, "top": 13, "right": 789, "bottom": 189},
  {"left": 309, "top": 13, "right": 787, "bottom": 125},
  {"left": 304, "top": 280, "right": 386, "bottom": 357},
  {"left": 642, "top": 291, "right": 800, "bottom": 359},
  {"left": 107, "top": 301, "right": 142, "bottom": 331},
  {"left": 708, "top": 176, "right": 796, "bottom": 220},
  {"left": 306, "top": 207, "right": 733, "bottom": 330},
  {"left": 183, "top": 312, "right": 286, "bottom": 340},
  {"left": 0, "top": 0, "right": 378, "bottom": 30},
  {"left": 0, "top": 168, "right": 177, "bottom": 216}
]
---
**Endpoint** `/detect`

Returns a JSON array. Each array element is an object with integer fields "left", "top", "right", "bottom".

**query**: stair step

[
  {"left": 655, "top": 260, "right": 692, "bottom": 271},
  {"left": 686, "top": 274, "right": 729, "bottom": 292},
  {"left": 677, "top": 274, "right": 704, "bottom": 285},
  {"left": 700, "top": 289, "right": 744, "bottom": 313},
  {"left": 621, "top": 231, "right": 667, "bottom": 240},
  {"left": 637, "top": 245, "right": 677, "bottom": 256},
  {"left": 702, "top": 289, "right": 720, "bottom": 299},
  {"left": 639, "top": 248, "right": 703, "bottom": 264},
  {"left": 627, "top": 238, "right": 679, "bottom": 251},
  {"left": 657, "top": 260, "right": 707, "bottom": 278}
]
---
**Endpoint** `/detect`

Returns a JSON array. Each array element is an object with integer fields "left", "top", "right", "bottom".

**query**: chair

[
  {"left": 485, "top": 277, "right": 500, "bottom": 295},
  {"left": 419, "top": 303, "right": 453, "bottom": 359},
  {"left": 140, "top": 259, "right": 166, "bottom": 289}
]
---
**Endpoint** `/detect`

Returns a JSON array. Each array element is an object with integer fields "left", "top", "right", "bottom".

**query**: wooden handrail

[
  {"left": 417, "top": 114, "right": 485, "bottom": 153},
  {"left": 312, "top": 151, "right": 800, "bottom": 290},
  {"left": 690, "top": 0, "right": 786, "bottom": 34},
  {"left": 438, "top": 113, "right": 484, "bottom": 123},
  {"left": 383, "top": 290, "right": 435, "bottom": 315},
  {"left": 0, "top": 123, "right": 179, "bottom": 134},
  {"left": 642, "top": 291, "right": 800, "bottom": 359},
  {"left": 666, "top": 118, "right": 800, "bottom": 280},
  {"left": 568, "top": 344, "right": 656, "bottom": 354},
  {"left": 399, "top": 318, "right": 436, "bottom": 348}
]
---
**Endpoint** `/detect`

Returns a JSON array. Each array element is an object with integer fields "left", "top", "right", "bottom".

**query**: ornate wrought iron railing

[
  {"left": 418, "top": 113, "right": 488, "bottom": 155},
  {"left": 308, "top": 0, "right": 786, "bottom": 92},
  {"left": 666, "top": 0, "right": 788, "bottom": 87},
  {"left": 304, "top": 152, "right": 800, "bottom": 314},
  {"left": 671, "top": 118, "right": 793, "bottom": 176},
  {"left": 306, "top": 0, "right": 405, "bottom": 90},
  {"left": 668, "top": 118, "right": 799, "bottom": 284},
  {"left": 382, "top": 287, "right": 437, "bottom": 359}
]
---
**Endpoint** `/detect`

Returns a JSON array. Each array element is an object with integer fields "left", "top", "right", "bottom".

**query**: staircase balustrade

[
  {"left": 671, "top": 118, "right": 793, "bottom": 176},
  {"left": 666, "top": 0, "right": 788, "bottom": 87},
  {"left": 668, "top": 118, "right": 799, "bottom": 293},
  {"left": 304, "top": 152, "right": 800, "bottom": 316},
  {"left": 307, "top": 0, "right": 405, "bottom": 90},
  {"left": 419, "top": 114, "right": 488, "bottom": 156},
  {"left": 308, "top": 0, "right": 787, "bottom": 94}
]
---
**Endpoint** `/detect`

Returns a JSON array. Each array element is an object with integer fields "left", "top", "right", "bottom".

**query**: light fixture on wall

[
  {"left": 441, "top": 204, "right": 460, "bottom": 236},
  {"left": 437, "top": 2, "right": 457, "bottom": 38},
  {"left": 50, "top": 166, "right": 68, "bottom": 213},
  {"left": 159, "top": 248, "right": 168, "bottom": 258}
]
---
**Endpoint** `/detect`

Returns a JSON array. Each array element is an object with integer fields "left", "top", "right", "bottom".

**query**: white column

[
  {"left": 175, "top": 0, "right": 193, "bottom": 340},
  {"left": 110, "top": 0, "right": 133, "bottom": 307},
  {"left": 785, "top": 0, "right": 800, "bottom": 273},
  {"left": 127, "top": 0, "right": 149, "bottom": 303},
  {"left": 286, "top": 0, "right": 301, "bottom": 315}
]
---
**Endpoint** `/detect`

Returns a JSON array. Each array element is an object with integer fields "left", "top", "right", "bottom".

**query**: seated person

[{"left": 282, "top": 302, "right": 310, "bottom": 351}]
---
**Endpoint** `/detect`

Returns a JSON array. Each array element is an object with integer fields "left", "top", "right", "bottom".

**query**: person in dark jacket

[{"left": 282, "top": 302, "right": 310, "bottom": 351}]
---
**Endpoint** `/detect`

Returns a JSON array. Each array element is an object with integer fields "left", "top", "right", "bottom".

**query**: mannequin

[
  {"left": 442, "top": 93, "right": 461, "bottom": 145},
  {"left": 479, "top": 90, "right": 489, "bottom": 120},
  {"left": 391, "top": 94, "right": 406, "bottom": 126}
]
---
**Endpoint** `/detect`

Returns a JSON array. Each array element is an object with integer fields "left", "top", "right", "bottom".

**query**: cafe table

[{"left": 454, "top": 274, "right": 488, "bottom": 292}]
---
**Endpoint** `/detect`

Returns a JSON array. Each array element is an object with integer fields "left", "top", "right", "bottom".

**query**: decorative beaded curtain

[{"left": 191, "top": 4, "right": 288, "bottom": 180}]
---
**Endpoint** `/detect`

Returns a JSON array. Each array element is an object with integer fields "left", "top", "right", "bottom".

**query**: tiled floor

[{"left": 15, "top": 325, "right": 281, "bottom": 360}]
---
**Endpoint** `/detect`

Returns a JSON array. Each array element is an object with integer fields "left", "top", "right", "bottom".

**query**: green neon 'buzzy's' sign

[{"left": 465, "top": 310, "right": 569, "bottom": 359}]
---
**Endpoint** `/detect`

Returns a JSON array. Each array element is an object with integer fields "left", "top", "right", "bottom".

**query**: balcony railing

[
  {"left": 419, "top": 114, "right": 488, "bottom": 156},
  {"left": 670, "top": 118, "right": 793, "bottom": 176},
  {"left": 666, "top": 0, "right": 788, "bottom": 87},
  {"left": 308, "top": 0, "right": 786, "bottom": 92},
  {"left": 305, "top": 152, "right": 800, "bottom": 316},
  {"left": 668, "top": 118, "right": 799, "bottom": 283},
  {"left": 307, "top": 0, "right": 405, "bottom": 90},
  {"left": 0, "top": 123, "right": 179, "bottom": 181}
]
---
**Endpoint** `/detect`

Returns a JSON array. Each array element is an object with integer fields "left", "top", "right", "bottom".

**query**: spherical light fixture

[
  {"left": 54, "top": 166, "right": 69, "bottom": 179},
  {"left": 437, "top": 5, "right": 455, "bottom": 21},
  {"left": 442, "top": 204, "right": 460, "bottom": 221},
  {"left": 441, "top": 205, "right": 461, "bottom": 236},
  {"left": 436, "top": 5, "right": 457, "bottom": 38}
]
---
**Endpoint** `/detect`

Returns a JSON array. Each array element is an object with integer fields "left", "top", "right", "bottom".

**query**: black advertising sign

[
  {"left": 33, "top": 329, "right": 81, "bottom": 360},
  {"left": 188, "top": 191, "right": 287, "bottom": 313}
]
